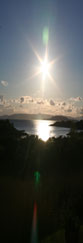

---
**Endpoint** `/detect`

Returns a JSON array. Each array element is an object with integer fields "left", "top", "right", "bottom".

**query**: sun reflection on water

[{"left": 37, "top": 120, "right": 50, "bottom": 141}]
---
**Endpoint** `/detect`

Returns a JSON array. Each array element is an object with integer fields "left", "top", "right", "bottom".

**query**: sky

[{"left": 0, "top": 0, "right": 83, "bottom": 117}]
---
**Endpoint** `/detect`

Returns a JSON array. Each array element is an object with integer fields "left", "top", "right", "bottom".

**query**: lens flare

[
  {"left": 29, "top": 41, "right": 56, "bottom": 84},
  {"left": 42, "top": 27, "right": 49, "bottom": 45},
  {"left": 34, "top": 171, "right": 40, "bottom": 185},
  {"left": 31, "top": 202, "right": 38, "bottom": 243},
  {"left": 28, "top": 40, "right": 63, "bottom": 96}
]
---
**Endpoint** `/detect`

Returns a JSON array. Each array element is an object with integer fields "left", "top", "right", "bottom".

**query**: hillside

[
  {"left": 0, "top": 119, "right": 83, "bottom": 242},
  {"left": 50, "top": 120, "right": 83, "bottom": 130}
]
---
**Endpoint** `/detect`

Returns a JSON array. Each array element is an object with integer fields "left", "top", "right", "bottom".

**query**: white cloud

[
  {"left": 20, "top": 97, "right": 24, "bottom": 103},
  {"left": 29, "top": 98, "right": 34, "bottom": 103},
  {"left": 70, "top": 97, "right": 82, "bottom": 102},
  {"left": 37, "top": 100, "right": 44, "bottom": 105},
  {"left": 66, "top": 108, "right": 72, "bottom": 113},
  {"left": 80, "top": 108, "right": 83, "bottom": 115},
  {"left": 19, "top": 96, "right": 34, "bottom": 104},
  {"left": 62, "top": 102, "right": 66, "bottom": 106},
  {"left": 49, "top": 99, "right": 55, "bottom": 106},
  {"left": 1, "top": 80, "right": 8, "bottom": 87},
  {"left": 0, "top": 95, "right": 83, "bottom": 118}
]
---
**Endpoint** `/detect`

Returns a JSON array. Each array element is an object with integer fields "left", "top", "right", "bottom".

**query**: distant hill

[
  {"left": 0, "top": 113, "right": 82, "bottom": 121},
  {"left": 50, "top": 115, "right": 70, "bottom": 121},
  {"left": 0, "top": 113, "right": 52, "bottom": 120}
]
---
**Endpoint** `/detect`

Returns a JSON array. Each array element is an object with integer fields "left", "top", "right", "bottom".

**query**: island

[{"left": 50, "top": 119, "right": 83, "bottom": 130}]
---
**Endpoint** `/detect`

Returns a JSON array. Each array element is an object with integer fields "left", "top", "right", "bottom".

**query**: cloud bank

[{"left": 0, "top": 94, "right": 83, "bottom": 118}]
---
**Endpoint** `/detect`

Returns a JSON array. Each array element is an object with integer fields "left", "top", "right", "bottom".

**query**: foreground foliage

[{"left": 0, "top": 119, "right": 83, "bottom": 242}]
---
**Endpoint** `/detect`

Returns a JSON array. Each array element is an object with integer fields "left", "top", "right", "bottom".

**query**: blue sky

[{"left": 0, "top": 0, "right": 83, "bottom": 116}]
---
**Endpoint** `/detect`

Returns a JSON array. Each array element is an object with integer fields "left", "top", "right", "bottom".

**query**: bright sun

[
  {"left": 29, "top": 42, "right": 56, "bottom": 84},
  {"left": 41, "top": 57, "right": 49, "bottom": 80}
]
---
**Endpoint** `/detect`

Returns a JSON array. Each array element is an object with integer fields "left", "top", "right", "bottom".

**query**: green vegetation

[{"left": 0, "top": 119, "right": 83, "bottom": 242}]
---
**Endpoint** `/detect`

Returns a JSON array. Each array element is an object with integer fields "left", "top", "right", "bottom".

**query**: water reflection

[
  {"left": 13, "top": 119, "right": 70, "bottom": 141},
  {"left": 37, "top": 120, "right": 50, "bottom": 141},
  {"left": 36, "top": 120, "right": 70, "bottom": 141}
]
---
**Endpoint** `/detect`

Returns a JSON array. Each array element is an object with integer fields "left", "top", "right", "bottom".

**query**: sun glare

[
  {"left": 37, "top": 121, "right": 50, "bottom": 141},
  {"left": 41, "top": 57, "right": 49, "bottom": 80},
  {"left": 29, "top": 42, "right": 56, "bottom": 85}
]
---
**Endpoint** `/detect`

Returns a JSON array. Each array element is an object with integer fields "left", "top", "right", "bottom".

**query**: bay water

[{"left": 11, "top": 119, "right": 70, "bottom": 141}]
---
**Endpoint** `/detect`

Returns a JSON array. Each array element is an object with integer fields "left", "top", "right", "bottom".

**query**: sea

[{"left": 11, "top": 119, "right": 70, "bottom": 141}]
